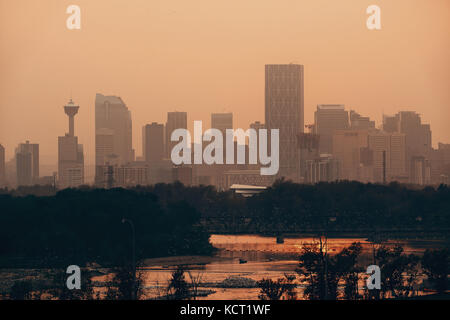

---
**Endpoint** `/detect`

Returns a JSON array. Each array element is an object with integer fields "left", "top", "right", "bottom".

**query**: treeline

[
  {"left": 133, "top": 180, "right": 450, "bottom": 233},
  {"left": 245, "top": 180, "right": 450, "bottom": 233},
  {"left": 1, "top": 180, "right": 449, "bottom": 267},
  {"left": 0, "top": 187, "right": 214, "bottom": 267}
]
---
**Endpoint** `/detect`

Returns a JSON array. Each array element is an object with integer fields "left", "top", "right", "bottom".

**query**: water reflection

[{"left": 136, "top": 234, "right": 445, "bottom": 300}]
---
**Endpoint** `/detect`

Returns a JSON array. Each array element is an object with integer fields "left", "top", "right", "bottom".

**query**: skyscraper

[
  {"left": 382, "top": 111, "right": 431, "bottom": 183},
  {"left": 142, "top": 122, "right": 165, "bottom": 163},
  {"left": 349, "top": 110, "right": 375, "bottom": 130},
  {"left": 332, "top": 129, "right": 369, "bottom": 181},
  {"left": 166, "top": 111, "right": 187, "bottom": 158},
  {"left": 265, "top": 64, "right": 304, "bottom": 180},
  {"left": 314, "top": 105, "right": 349, "bottom": 154},
  {"left": 398, "top": 111, "right": 432, "bottom": 157},
  {"left": 211, "top": 113, "right": 233, "bottom": 164},
  {"left": 58, "top": 99, "right": 84, "bottom": 188},
  {"left": 382, "top": 114, "right": 399, "bottom": 133},
  {"left": 95, "top": 93, "right": 133, "bottom": 184},
  {"left": 368, "top": 132, "right": 407, "bottom": 182},
  {"left": 211, "top": 113, "right": 233, "bottom": 136},
  {"left": 0, "top": 144, "right": 5, "bottom": 186},
  {"left": 15, "top": 141, "right": 39, "bottom": 186}
]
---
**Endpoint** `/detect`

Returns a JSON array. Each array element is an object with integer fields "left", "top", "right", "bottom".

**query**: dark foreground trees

[
  {"left": 422, "top": 248, "right": 449, "bottom": 294},
  {"left": 375, "top": 245, "right": 420, "bottom": 299},
  {"left": 0, "top": 187, "right": 214, "bottom": 267},
  {"left": 296, "top": 240, "right": 363, "bottom": 300},
  {"left": 257, "top": 274, "right": 297, "bottom": 300},
  {"left": 291, "top": 241, "right": 449, "bottom": 300}
]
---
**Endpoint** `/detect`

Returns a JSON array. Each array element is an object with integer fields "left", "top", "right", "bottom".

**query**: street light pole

[
  {"left": 323, "top": 216, "right": 336, "bottom": 300},
  {"left": 122, "top": 218, "right": 136, "bottom": 300}
]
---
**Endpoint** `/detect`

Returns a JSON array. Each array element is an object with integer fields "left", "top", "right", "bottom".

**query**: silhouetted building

[
  {"left": 314, "top": 105, "right": 349, "bottom": 154},
  {"left": 173, "top": 165, "right": 193, "bottom": 186},
  {"left": 265, "top": 64, "right": 304, "bottom": 180},
  {"left": 382, "top": 114, "right": 399, "bottom": 133},
  {"left": 368, "top": 132, "right": 407, "bottom": 182},
  {"left": 410, "top": 156, "right": 431, "bottom": 185},
  {"left": 142, "top": 122, "right": 165, "bottom": 163},
  {"left": 349, "top": 110, "right": 375, "bottom": 130},
  {"left": 382, "top": 111, "right": 431, "bottom": 183},
  {"left": 332, "top": 130, "right": 369, "bottom": 181},
  {"left": 166, "top": 111, "right": 187, "bottom": 158},
  {"left": 211, "top": 113, "right": 233, "bottom": 164},
  {"left": 95, "top": 93, "right": 133, "bottom": 184},
  {"left": 148, "top": 159, "right": 173, "bottom": 184},
  {"left": 430, "top": 143, "right": 450, "bottom": 184},
  {"left": 222, "top": 169, "right": 275, "bottom": 190},
  {"left": 97, "top": 162, "right": 149, "bottom": 188},
  {"left": 359, "top": 147, "right": 375, "bottom": 183},
  {"left": 211, "top": 113, "right": 233, "bottom": 135},
  {"left": 15, "top": 141, "right": 39, "bottom": 186},
  {"left": 305, "top": 154, "right": 340, "bottom": 184},
  {"left": 58, "top": 99, "right": 84, "bottom": 188},
  {"left": 298, "top": 132, "right": 320, "bottom": 181}
]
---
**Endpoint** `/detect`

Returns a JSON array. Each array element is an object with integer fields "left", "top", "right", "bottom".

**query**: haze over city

[
  {"left": 1, "top": 0, "right": 449, "bottom": 172},
  {"left": 1, "top": 0, "right": 450, "bottom": 304}
]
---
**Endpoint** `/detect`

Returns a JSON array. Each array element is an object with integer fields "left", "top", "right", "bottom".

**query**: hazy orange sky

[{"left": 1, "top": 0, "right": 449, "bottom": 170}]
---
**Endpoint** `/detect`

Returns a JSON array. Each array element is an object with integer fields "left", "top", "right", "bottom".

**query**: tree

[
  {"left": 46, "top": 268, "right": 95, "bottom": 300},
  {"left": 167, "top": 266, "right": 189, "bottom": 300},
  {"left": 257, "top": 274, "right": 297, "bottom": 300},
  {"left": 296, "top": 241, "right": 362, "bottom": 300},
  {"left": 187, "top": 270, "right": 204, "bottom": 300},
  {"left": 375, "top": 245, "right": 420, "bottom": 299},
  {"left": 422, "top": 248, "right": 449, "bottom": 294},
  {"left": 10, "top": 281, "right": 33, "bottom": 300},
  {"left": 105, "top": 265, "right": 143, "bottom": 300}
]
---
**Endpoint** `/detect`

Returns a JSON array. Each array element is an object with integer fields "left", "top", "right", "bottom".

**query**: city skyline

[
  {"left": 0, "top": 71, "right": 449, "bottom": 184},
  {"left": 0, "top": 70, "right": 448, "bottom": 169}
]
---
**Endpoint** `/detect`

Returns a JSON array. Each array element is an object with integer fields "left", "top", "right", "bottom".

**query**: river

[{"left": 133, "top": 234, "right": 446, "bottom": 300}]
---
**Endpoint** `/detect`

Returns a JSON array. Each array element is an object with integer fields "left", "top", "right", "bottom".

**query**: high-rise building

[
  {"left": 166, "top": 111, "right": 187, "bottom": 158},
  {"left": 58, "top": 99, "right": 84, "bottom": 188},
  {"left": 15, "top": 141, "right": 39, "bottom": 186},
  {"left": 368, "top": 132, "right": 407, "bottom": 182},
  {"left": 410, "top": 156, "right": 431, "bottom": 185},
  {"left": 382, "top": 111, "right": 431, "bottom": 183},
  {"left": 172, "top": 165, "right": 193, "bottom": 186},
  {"left": 332, "top": 130, "right": 369, "bottom": 181},
  {"left": 211, "top": 113, "right": 233, "bottom": 135},
  {"left": 142, "top": 122, "right": 165, "bottom": 163},
  {"left": 97, "top": 162, "right": 149, "bottom": 188},
  {"left": 0, "top": 144, "right": 5, "bottom": 186},
  {"left": 265, "top": 64, "right": 304, "bottom": 180},
  {"left": 211, "top": 113, "right": 233, "bottom": 165},
  {"left": 430, "top": 143, "right": 450, "bottom": 184},
  {"left": 382, "top": 114, "right": 399, "bottom": 133},
  {"left": 305, "top": 154, "right": 340, "bottom": 184},
  {"left": 95, "top": 93, "right": 133, "bottom": 184},
  {"left": 349, "top": 110, "right": 375, "bottom": 130},
  {"left": 398, "top": 111, "right": 432, "bottom": 157},
  {"left": 314, "top": 105, "right": 349, "bottom": 154},
  {"left": 298, "top": 132, "right": 320, "bottom": 181}
]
